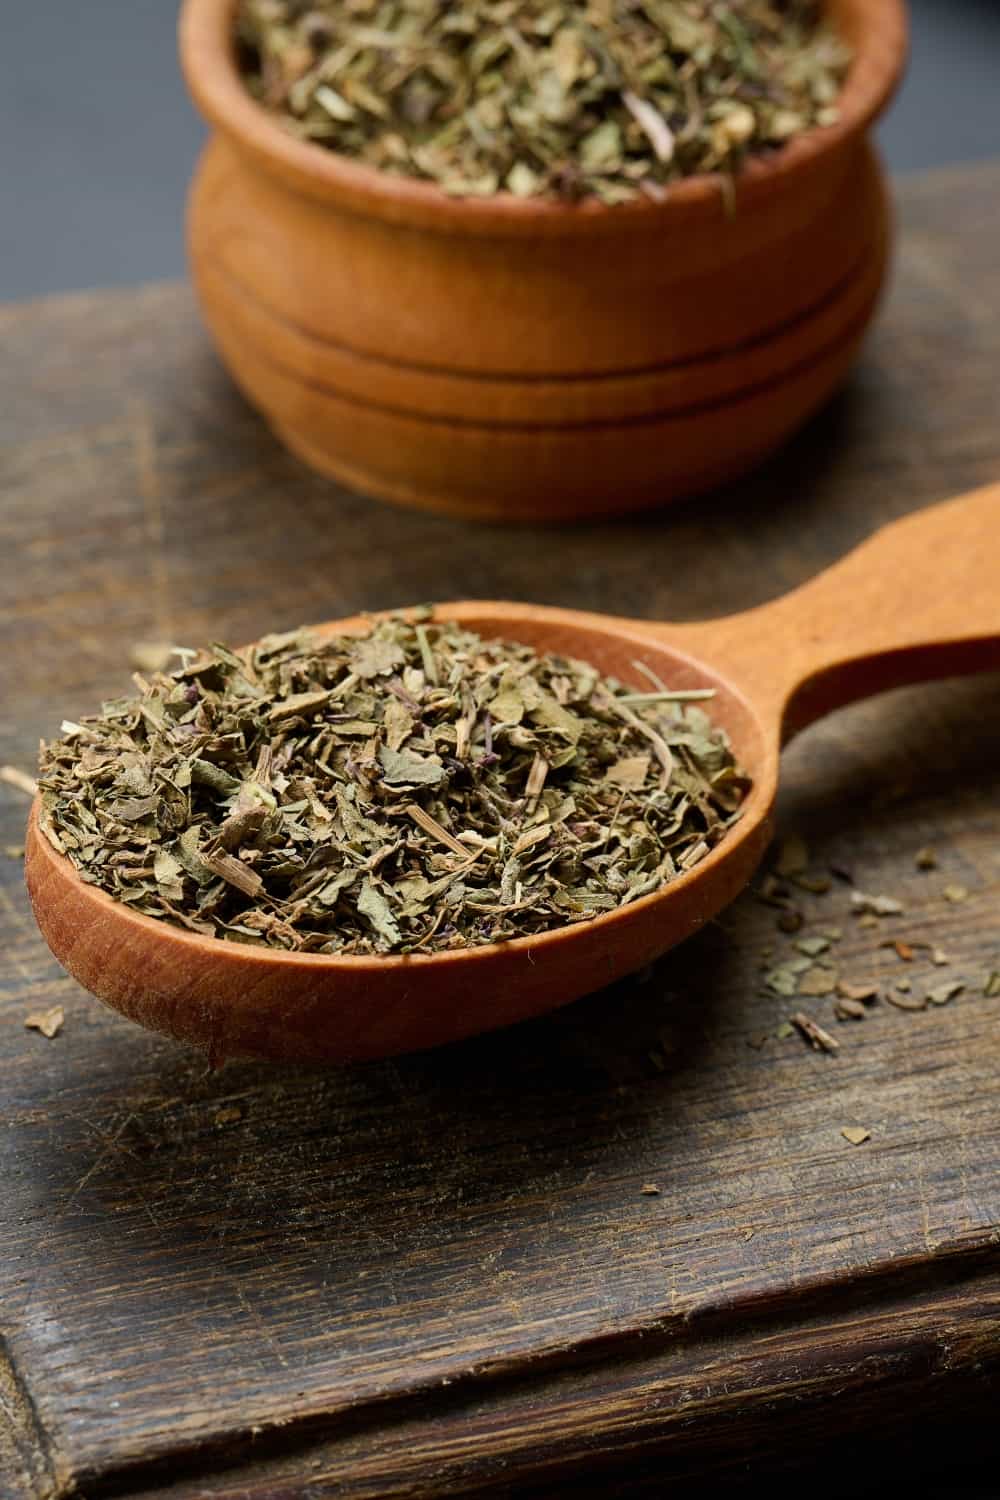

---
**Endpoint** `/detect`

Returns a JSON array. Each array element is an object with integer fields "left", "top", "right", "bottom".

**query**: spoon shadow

[{"left": 35, "top": 921, "right": 731, "bottom": 1251}]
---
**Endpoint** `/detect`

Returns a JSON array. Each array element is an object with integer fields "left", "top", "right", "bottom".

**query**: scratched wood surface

[{"left": 1, "top": 163, "right": 1000, "bottom": 1500}]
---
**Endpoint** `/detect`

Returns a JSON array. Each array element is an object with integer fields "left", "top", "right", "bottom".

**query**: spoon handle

[{"left": 655, "top": 481, "right": 1000, "bottom": 742}]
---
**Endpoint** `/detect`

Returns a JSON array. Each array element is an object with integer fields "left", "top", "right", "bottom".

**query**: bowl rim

[{"left": 179, "top": 0, "right": 908, "bottom": 235}]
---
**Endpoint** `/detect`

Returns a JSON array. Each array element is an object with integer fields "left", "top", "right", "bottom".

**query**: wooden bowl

[{"left": 180, "top": 0, "right": 908, "bottom": 523}]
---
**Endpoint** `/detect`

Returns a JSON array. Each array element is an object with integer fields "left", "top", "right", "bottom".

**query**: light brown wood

[
  {"left": 179, "top": 0, "right": 907, "bottom": 521},
  {"left": 25, "top": 483, "right": 1000, "bottom": 1063}
]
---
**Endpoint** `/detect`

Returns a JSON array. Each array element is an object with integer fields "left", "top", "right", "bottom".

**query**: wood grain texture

[
  {"left": 2, "top": 162, "right": 1000, "bottom": 1497},
  {"left": 180, "top": 0, "right": 906, "bottom": 519}
]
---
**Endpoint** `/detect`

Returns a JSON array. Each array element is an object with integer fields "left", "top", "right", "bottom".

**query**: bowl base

[
  {"left": 267, "top": 300, "right": 874, "bottom": 524},
  {"left": 273, "top": 420, "right": 792, "bottom": 524}
]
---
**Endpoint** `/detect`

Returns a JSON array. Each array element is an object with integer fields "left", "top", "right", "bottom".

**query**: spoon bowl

[{"left": 25, "top": 485, "right": 1000, "bottom": 1061}]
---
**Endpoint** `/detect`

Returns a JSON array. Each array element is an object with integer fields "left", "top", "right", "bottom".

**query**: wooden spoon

[{"left": 25, "top": 484, "right": 1000, "bottom": 1064}]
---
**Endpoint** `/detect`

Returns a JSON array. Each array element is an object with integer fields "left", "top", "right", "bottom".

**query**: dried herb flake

[{"left": 25, "top": 1006, "right": 64, "bottom": 1039}]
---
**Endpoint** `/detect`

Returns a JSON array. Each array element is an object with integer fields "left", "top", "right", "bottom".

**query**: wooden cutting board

[{"left": 1, "top": 163, "right": 999, "bottom": 1499}]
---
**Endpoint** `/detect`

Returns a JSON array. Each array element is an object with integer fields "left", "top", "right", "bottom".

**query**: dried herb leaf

[
  {"left": 851, "top": 890, "right": 904, "bottom": 917},
  {"left": 885, "top": 990, "right": 925, "bottom": 1012},
  {"left": 841, "top": 1126, "right": 870, "bottom": 1146},
  {"left": 604, "top": 754, "right": 651, "bottom": 791},
  {"left": 797, "top": 965, "right": 837, "bottom": 997},
  {"left": 791, "top": 1011, "right": 839, "bottom": 1053},
  {"left": 357, "top": 879, "right": 402, "bottom": 946},
  {"left": 926, "top": 980, "right": 964, "bottom": 1007},
  {"left": 763, "top": 956, "right": 812, "bottom": 997},
  {"left": 377, "top": 745, "right": 446, "bottom": 786},
  {"left": 794, "top": 935, "right": 830, "bottom": 957},
  {"left": 214, "top": 1105, "right": 244, "bottom": 1128},
  {"left": 25, "top": 1006, "right": 64, "bottom": 1039},
  {"left": 836, "top": 980, "right": 879, "bottom": 1004}
]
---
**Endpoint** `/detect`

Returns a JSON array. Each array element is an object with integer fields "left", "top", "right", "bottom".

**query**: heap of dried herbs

[
  {"left": 37, "top": 616, "right": 749, "bottom": 954},
  {"left": 236, "top": 0, "right": 851, "bottom": 202}
]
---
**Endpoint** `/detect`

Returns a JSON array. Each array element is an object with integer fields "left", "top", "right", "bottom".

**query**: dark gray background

[{"left": 2, "top": 0, "right": 1000, "bottom": 302}]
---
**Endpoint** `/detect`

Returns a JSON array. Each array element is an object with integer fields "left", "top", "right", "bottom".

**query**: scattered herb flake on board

[
  {"left": 797, "top": 964, "right": 838, "bottom": 997},
  {"left": 791, "top": 1011, "right": 839, "bottom": 1054},
  {"left": 3, "top": 844, "right": 24, "bottom": 859},
  {"left": 886, "top": 990, "right": 925, "bottom": 1012},
  {"left": 37, "top": 617, "right": 750, "bottom": 955},
  {"left": 794, "top": 935, "right": 831, "bottom": 957},
  {"left": 931, "top": 947, "right": 950, "bottom": 967},
  {"left": 841, "top": 1126, "right": 870, "bottom": 1146},
  {"left": 214, "top": 1105, "right": 244, "bottom": 1127},
  {"left": 851, "top": 890, "right": 904, "bottom": 917},
  {"left": 926, "top": 980, "right": 964, "bottom": 1007},
  {"left": 25, "top": 1006, "right": 64, "bottom": 1039},
  {"left": 836, "top": 980, "right": 878, "bottom": 1005},
  {"left": 235, "top": 0, "right": 851, "bottom": 203},
  {"left": 942, "top": 884, "right": 969, "bottom": 904},
  {"left": 985, "top": 972, "right": 1000, "bottom": 998},
  {"left": 640, "top": 1183, "right": 661, "bottom": 1197},
  {"left": 775, "top": 1021, "right": 795, "bottom": 1040},
  {"left": 915, "top": 846, "right": 938, "bottom": 870},
  {"left": 764, "top": 956, "right": 812, "bottom": 997}
]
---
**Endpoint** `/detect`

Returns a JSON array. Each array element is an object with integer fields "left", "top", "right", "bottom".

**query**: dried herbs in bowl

[{"left": 236, "top": 0, "right": 851, "bottom": 202}]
